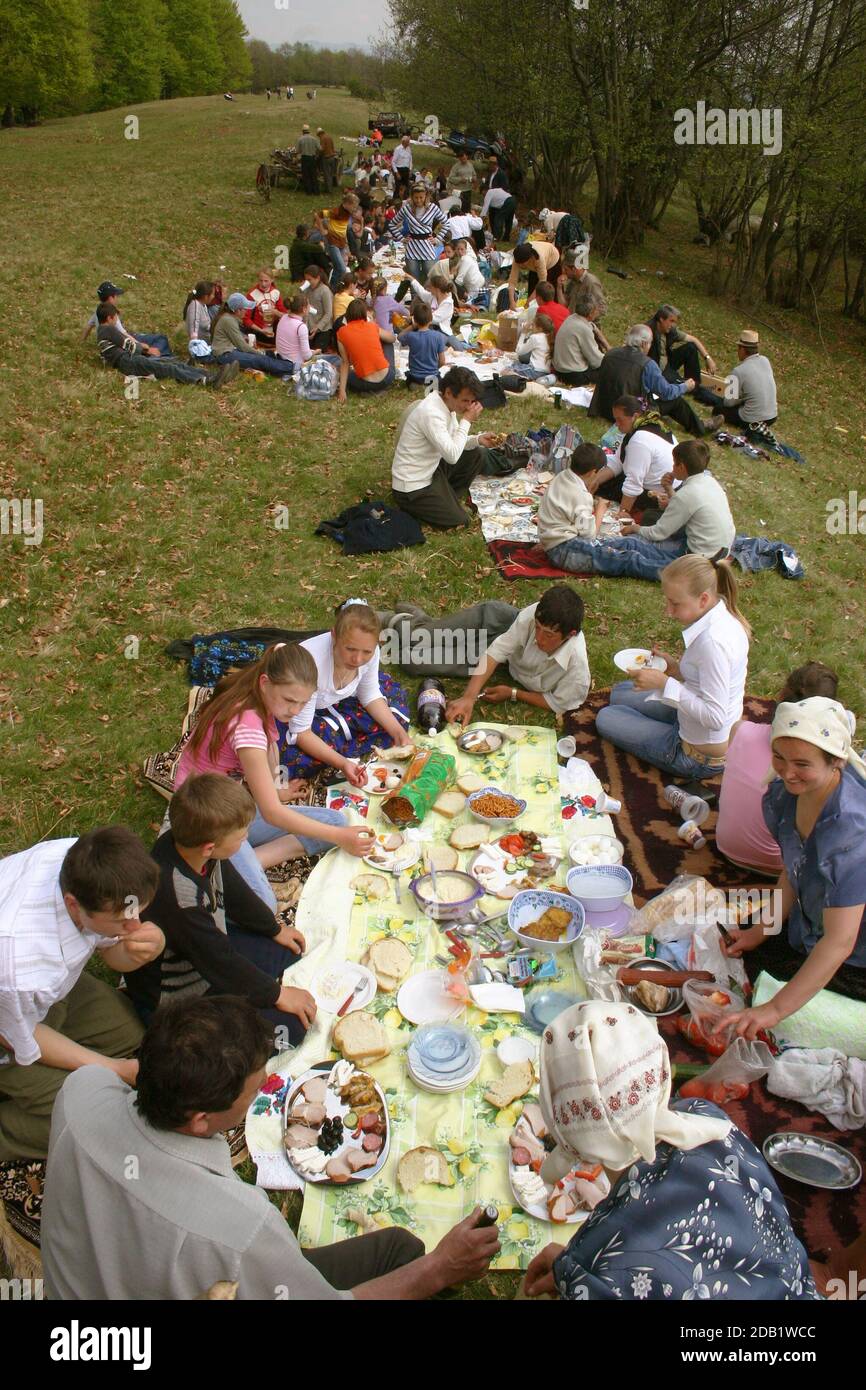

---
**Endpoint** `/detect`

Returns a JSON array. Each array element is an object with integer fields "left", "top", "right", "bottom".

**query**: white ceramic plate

[
  {"left": 363, "top": 838, "right": 422, "bottom": 874},
  {"left": 311, "top": 962, "right": 376, "bottom": 1014},
  {"left": 397, "top": 969, "right": 466, "bottom": 1025},
  {"left": 408, "top": 1057, "right": 482, "bottom": 1093},
  {"left": 363, "top": 762, "right": 405, "bottom": 796},
  {"left": 613, "top": 648, "right": 667, "bottom": 674},
  {"left": 508, "top": 1162, "right": 588, "bottom": 1226}
]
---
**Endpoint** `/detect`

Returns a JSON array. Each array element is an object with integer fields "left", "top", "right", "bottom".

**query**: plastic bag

[
  {"left": 572, "top": 930, "right": 623, "bottom": 1003},
  {"left": 694, "top": 1037, "right": 774, "bottom": 1087},
  {"left": 682, "top": 977, "right": 744, "bottom": 1048},
  {"left": 689, "top": 918, "right": 749, "bottom": 997},
  {"left": 635, "top": 875, "right": 726, "bottom": 943},
  {"left": 295, "top": 358, "right": 337, "bottom": 400}
]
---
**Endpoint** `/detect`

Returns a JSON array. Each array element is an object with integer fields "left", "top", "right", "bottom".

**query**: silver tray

[
  {"left": 762, "top": 1131, "right": 862, "bottom": 1190},
  {"left": 623, "top": 957, "right": 684, "bottom": 1017}
]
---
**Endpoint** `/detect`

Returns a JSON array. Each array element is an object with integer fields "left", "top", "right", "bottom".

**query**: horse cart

[{"left": 255, "top": 147, "right": 302, "bottom": 200}]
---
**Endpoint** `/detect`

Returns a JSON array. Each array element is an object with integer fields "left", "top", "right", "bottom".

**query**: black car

[
  {"left": 445, "top": 129, "right": 509, "bottom": 159},
  {"left": 368, "top": 112, "right": 412, "bottom": 138}
]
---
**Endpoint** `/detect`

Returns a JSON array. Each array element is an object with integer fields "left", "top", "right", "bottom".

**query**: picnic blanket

[{"left": 246, "top": 722, "right": 622, "bottom": 1270}]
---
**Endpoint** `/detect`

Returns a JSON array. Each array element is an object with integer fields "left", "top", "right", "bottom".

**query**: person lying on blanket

[
  {"left": 719, "top": 697, "right": 866, "bottom": 1040},
  {"left": 125, "top": 774, "right": 317, "bottom": 1047},
  {"left": 595, "top": 552, "right": 750, "bottom": 782},
  {"left": 279, "top": 600, "right": 413, "bottom": 781},
  {"left": 715, "top": 661, "right": 845, "bottom": 877},
  {"left": 548, "top": 439, "right": 736, "bottom": 582},
  {"left": 445, "top": 585, "right": 591, "bottom": 724},
  {"left": 175, "top": 642, "right": 374, "bottom": 912},
  {"left": 537, "top": 441, "right": 613, "bottom": 564},
  {"left": 41, "top": 996, "right": 500, "bottom": 1301},
  {"left": 0, "top": 829, "right": 163, "bottom": 1163}
]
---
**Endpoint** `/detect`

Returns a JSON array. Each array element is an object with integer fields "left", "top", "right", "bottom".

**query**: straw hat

[{"left": 737, "top": 329, "right": 760, "bottom": 347}]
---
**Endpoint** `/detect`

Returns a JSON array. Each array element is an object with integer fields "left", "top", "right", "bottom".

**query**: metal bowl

[
  {"left": 623, "top": 957, "right": 684, "bottom": 1017},
  {"left": 457, "top": 727, "right": 505, "bottom": 756}
]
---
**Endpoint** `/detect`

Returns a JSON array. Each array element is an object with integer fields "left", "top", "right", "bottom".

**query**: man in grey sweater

[
  {"left": 297, "top": 124, "right": 321, "bottom": 194},
  {"left": 706, "top": 329, "right": 778, "bottom": 428}
]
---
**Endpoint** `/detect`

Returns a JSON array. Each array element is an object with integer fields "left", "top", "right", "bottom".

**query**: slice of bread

[
  {"left": 449, "top": 824, "right": 490, "bottom": 851},
  {"left": 362, "top": 937, "right": 413, "bottom": 993},
  {"left": 425, "top": 844, "right": 459, "bottom": 872},
  {"left": 350, "top": 873, "right": 389, "bottom": 901},
  {"left": 457, "top": 771, "right": 486, "bottom": 794},
  {"left": 433, "top": 790, "right": 466, "bottom": 818},
  {"left": 332, "top": 1011, "right": 390, "bottom": 1066},
  {"left": 483, "top": 1059, "right": 534, "bottom": 1109},
  {"left": 397, "top": 1146, "right": 454, "bottom": 1193}
]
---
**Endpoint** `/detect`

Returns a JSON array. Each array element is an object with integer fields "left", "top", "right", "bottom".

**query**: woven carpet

[{"left": 488, "top": 538, "right": 588, "bottom": 582}]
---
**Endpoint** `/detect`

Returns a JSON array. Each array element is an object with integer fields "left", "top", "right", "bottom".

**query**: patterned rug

[
  {"left": 563, "top": 689, "right": 774, "bottom": 904},
  {"left": 488, "top": 538, "right": 587, "bottom": 582}
]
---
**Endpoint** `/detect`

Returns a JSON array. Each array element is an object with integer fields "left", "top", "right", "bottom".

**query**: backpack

[
  {"left": 549, "top": 424, "right": 583, "bottom": 473},
  {"left": 476, "top": 378, "right": 508, "bottom": 410},
  {"left": 295, "top": 358, "right": 338, "bottom": 400}
]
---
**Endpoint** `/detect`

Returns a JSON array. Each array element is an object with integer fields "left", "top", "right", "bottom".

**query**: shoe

[
  {"left": 208, "top": 361, "right": 241, "bottom": 390},
  {"left": 396, "top": 601, "right": 429, "bottom": 619},
  {"left": 707, "top": 413, "right": 725, "bottom": 431}
]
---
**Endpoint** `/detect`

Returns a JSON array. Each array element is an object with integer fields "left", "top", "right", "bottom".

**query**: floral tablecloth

[{"left": 247, "top": 722, "right": 613, "bottom": 1270}]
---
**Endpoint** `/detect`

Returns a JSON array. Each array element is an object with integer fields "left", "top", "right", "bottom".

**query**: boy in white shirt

[{"left": 538, "top": 443, "right": 609, "bottom": 566}]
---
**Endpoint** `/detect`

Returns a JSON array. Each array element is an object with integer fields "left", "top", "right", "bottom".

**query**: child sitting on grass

[
  {"left": 537, "top": 442, "right": 611, "bottom": 563},
  {"left": 210, "top": 294, "right": 297, "bottom": 378},
  {"left": 398, "top": 301, "right": 451, "bottom": 385},
  {"left": 371, "top": 278, "right": 403, "bottom": 331},
  {"left": 332, "top": 271, "right": 361, "bottom": 330},
  {"left": 512, "top": 312, "right": 556, "bottom": 382},
  {"left": 275, "top": 293, "right": 313, "bottom": 369},
  {"left": 96, "top": 305, "right": 238, "bottom": 389},
  {"left": 126, "top": 774, "right": 317, "bottom": 1045}
]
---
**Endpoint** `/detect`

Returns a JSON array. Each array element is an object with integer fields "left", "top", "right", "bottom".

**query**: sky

[{"left": 236, "top": 0, "right": 390, "bottom": 51}]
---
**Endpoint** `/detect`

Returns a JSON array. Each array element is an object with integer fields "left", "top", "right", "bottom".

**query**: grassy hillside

[{"left": 0, "top": 89, "right": 864, "bottom": 854}]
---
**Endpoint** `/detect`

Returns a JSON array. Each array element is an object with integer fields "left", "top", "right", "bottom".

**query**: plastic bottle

[{"left": 417, "top": 677, "right": 447, "bottom": 735}]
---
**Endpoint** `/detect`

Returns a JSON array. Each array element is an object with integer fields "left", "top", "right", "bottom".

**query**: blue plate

[
  {"left": 408, "top": 1025, "right": 480, "bottom": 1078},
  {"left": 524, "top": 989, "right": 581, "bottom": 1035}
]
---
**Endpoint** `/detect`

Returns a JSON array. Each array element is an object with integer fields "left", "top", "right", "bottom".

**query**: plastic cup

[
  {"left": 678, "top": 819, "right": 707, "bottom": 850},
  {"left": 556, "top": 736, "right": 577, "bottom": 760},
  {"left": 594, "top": 790, "right": 622, "bottom": 815}
]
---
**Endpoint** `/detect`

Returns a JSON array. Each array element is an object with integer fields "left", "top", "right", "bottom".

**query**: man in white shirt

[
  {"left": 444, "top": 210, "right": 484, "bottom": 246},
  {"left": 446, "top": 588, "right": 592, "bottom": 723},
  {"left": 480, "top": 184, "right": 516, "bottom": 241},
  {"left": 42, "top": 996, "right": 499, "bottom": 1299},
  {"left": 391, "top": 135, "right": 413, "bottom": 196},
  {"left": 391, "top": 366, "right": 501, "bottom": 528},
  {"left": 0, "top": 829, "right": 164, "bottom": 1160},
  {"left": 591, "top": 396, "right": 677, "bottom": 514},
  {"left": 450, "top": 238, "right": 486, "bottom": 301}
]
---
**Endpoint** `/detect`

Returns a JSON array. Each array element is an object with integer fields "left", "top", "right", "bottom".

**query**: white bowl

[
  {"left": 566, "top": 864, "right": 633, "bottom": 915},
  {"left": 508, "top": 889, "right": 585, "bottom": 954},
  {"left": 568, "top": 835, "right": 624, "bottom": 867}
]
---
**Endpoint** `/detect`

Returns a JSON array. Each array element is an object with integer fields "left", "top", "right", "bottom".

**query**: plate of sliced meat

[
  {"left": 283, "top": 1060, "right": 390, "bottom": 1185},
  {"left": 508, "top": 1101, "right": 610, "bottom": 1224}
]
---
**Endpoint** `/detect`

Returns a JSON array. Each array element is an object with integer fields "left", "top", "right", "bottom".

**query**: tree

[
  {"left": 0, "top": 0, "right": 94, "bottom": 120},
  {"left": 160, "top": 0, "right": 222, "bottom": 99},
  {"left": 88, "top": 0, "right": 165, "bottom": 108},
  {"left": 211, "top": 0, "right": 251, "bottom": 90}
]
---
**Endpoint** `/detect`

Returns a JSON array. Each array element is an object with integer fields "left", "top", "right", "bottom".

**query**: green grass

[
  {"left": 1, "top": 89, "right": 864, "bottom": 852},
  {"left": 1, "top": 87, "right": 864, "bottom": 1299}
]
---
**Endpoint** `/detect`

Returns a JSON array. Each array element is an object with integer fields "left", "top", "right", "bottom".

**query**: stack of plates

[{"left": 407, "top": 1024, "right": 482, "bottom": 1093}]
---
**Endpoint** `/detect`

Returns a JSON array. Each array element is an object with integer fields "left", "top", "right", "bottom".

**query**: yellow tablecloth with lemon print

[{"left": 296, "top": 722, "right": 609, "bottom": 1271}]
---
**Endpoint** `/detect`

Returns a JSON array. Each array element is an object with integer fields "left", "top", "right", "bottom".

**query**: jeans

[
  {"left": 215, "top": 350, "right": 296, "bottom": 377},
  {"left": 322, "top": 155, "right": 339, "bottom": 191},
  {"left": 490, "top": 196, "right": 516, "bottom": 241},
  {"left": 230, "top": 805, "right": 348, "bottom": 909},
  {"left": 135, "top": 332, "right": 173, "bottom": 356},
  {"left": 546, "top": 533, "right": 687, "bottom": 580},
  {"left": 406, "top": 256, "right": 435, "bottom": 283},
  {"left": 300, "top": 154, "right": 319, "bottom": 194},
  {"left": 347, "top": 340, "right": 395, "bottom": 394},
  {"left": 326, "top": 243, "right": 347, "bottom": 291},
  {"left": 595, "top": 683, "right": 726, "bottom": 780},
  {"left": 225, "top": 924, "right": 307, "bottom": 1042},
  {"left": 510, "top": 362, "right": 554, "bottom": 381}
]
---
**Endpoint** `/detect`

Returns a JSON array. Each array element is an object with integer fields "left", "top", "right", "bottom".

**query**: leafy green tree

[
  {"left": 160, "top": 0, "right": 221, "bottom": 98},
  {"left": 211, "top": 0, "right": 251, "bottom": 90},
  {"left": 0, "top": 0, "right": 94, "bottom": 119},
  {"left": 88, "top": 0, "right": 164, "bottom": 107}
]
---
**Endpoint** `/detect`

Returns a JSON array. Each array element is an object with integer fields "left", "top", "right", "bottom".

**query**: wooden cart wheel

[{"left": 255, "top": 163, "right": 271, "bottom": 200}]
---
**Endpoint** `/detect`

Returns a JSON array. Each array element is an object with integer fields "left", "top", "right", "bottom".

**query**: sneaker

[{"left": 208, "top": 361, "right": 241, "bottom": 390}]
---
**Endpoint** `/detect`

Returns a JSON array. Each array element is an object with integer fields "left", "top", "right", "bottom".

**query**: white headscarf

[
  {"left": 772, "top": 697, "right": 866, "bottom": 782},
  {"left": 538, "top": 1000, "right": 732, "bottom": 1184}
]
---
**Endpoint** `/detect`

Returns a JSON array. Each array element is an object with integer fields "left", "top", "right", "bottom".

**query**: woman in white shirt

[
  {"left": 596, "top": 553, "right": 751, "bottom": 780},
  {"left": 280, "top": 601, "right": 414, "bottom": 781}
]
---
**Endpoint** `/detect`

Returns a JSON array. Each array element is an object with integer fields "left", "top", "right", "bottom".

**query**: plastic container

[
  {"left": 663, "top": 785, "right": 710, "bottom": 825},
  {"left": 565, "top": 864, "right": 633, "bottom": 917}
]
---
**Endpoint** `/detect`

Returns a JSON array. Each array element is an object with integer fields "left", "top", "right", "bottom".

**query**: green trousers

[{"left": 0, "top": 971, "right": 144, "bottom": 1162}]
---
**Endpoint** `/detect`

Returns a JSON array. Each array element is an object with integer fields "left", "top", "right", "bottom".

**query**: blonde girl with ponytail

[
  {"left": 176, "top": 642, "right": 375, "bottom": 908},
  {"left": 595, "top": 550, "right": 750, "bottom": 781}
]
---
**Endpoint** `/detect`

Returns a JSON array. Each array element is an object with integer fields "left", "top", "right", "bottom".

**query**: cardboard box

[{"left": 497, "top": 310, "right": 519, "bottom": 351}]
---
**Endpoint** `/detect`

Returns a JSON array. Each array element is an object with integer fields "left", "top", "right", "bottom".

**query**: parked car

[
  {"left": 368, "top": 112, "right": 413, "bottom": 137},
  {"left": 445, "top": 129, "right": 509, "bottom": 160}
]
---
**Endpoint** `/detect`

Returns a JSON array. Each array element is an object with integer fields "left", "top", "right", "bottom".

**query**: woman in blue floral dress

[{"left": 524, "top": 1001, "right": 820, "bottom": 1302}]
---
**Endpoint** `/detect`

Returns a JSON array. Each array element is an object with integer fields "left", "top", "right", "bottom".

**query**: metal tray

[{"left": 762, "top": 1131, "right": 862, "bottom": 1190}]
